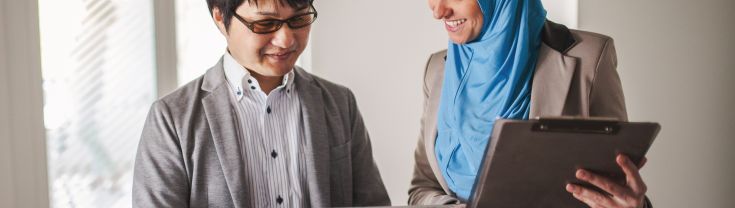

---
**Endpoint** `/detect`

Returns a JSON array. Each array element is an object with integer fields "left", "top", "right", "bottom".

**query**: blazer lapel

[
  {"left": 426, "top": 116, "right": 453, "bottom": 194},
  {"left": 201, "top": 59, "right": 251, "bottom": 207},
  {"left": 529, "top": 43, "right": 577, "bottom": 118},
  {"left": 423, "top": 53, "right": 453, "bottom": 194},
  {"left": 294, "top": 67, "right": 331, "bottom": 206}
]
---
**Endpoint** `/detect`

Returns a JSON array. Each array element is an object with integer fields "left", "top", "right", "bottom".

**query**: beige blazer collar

[{"left": 529, "top": 43, "right": 577, "bottom": 118}]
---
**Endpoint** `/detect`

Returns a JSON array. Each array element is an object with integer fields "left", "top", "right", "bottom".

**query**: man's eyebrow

[
  {"left": 255, "top": 5, "right": 310, "bottom": 17},
  {"left": 294, "top": 5, "right": 309, "bottom": 11},
  {"left": 256, "top": 11, "right": 279, "bottom": 17}
]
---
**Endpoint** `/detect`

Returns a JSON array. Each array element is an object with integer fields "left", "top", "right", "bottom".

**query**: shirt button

[
  {"left": 271, "top": 150, "right": 278, "bottom": 158},
  {"left": 266, "top": 106, "right": 272, "bottom": 114},
  {"left": 247, "top": 79, "right": 252, "bottom": 84},
  {"left": 276, "top": 195, "right": 283, "bottom": 204},
  {"left": 236, "top": 91, "right": 242, "bottom": 95},
  {"left": 251, "top": 86, "right": 256, "bottom": 90}
]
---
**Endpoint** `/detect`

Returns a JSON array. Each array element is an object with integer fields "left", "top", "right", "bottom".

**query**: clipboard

[{"left": 467, "top": 117, "right": 660, "bottom": 208}]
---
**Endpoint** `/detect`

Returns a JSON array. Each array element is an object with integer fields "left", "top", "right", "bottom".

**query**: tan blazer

[{"left": 408, "top": 21, "right": 628, "bottom": 205}]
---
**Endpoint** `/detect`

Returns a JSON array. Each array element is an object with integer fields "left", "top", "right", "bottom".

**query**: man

[{"left": 132, "top": 0, "right": 390, "bottom": 207}]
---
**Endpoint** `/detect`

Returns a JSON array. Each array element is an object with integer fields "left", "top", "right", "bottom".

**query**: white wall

[
  {"left": 542, "top": 0, "right": 577, "bottom": 28},
  {"left": 310, "top": 1, "right": 445, "bottom": 204},
  {"left": 310, "top": 0, "right": 578, "bottom": 204},
  {"left": 580, "top": 0, "right": 735, "bottom": 207}
]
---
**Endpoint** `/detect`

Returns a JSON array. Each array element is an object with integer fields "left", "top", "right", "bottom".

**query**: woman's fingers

[
  {"left": 575, "top": 169, "right": 630, "bottom": 198},
  {"left": 566, "top": 155, "right": 649, "bottom": 207},
  {"left": 637, "top": 156, "right": 648, "bottom": 169},
  {"left": 617, "top": 154, "right": 647, "bottom": 194},
  {"left": 566, "top": 183, "right": 614, "bottom": 207}
]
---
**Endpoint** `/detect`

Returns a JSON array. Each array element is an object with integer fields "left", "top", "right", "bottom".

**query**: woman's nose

[{"left": 430, "top": 0, "right": 452, "bottom": 20}]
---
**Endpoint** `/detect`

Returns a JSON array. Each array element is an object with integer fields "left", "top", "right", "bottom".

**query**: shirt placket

[{"left": 266, "top": 91, "right": 291, "bottom": 207}]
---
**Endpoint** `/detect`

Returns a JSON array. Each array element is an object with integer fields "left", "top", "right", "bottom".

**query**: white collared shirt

[{"left": 223, "top": 52, "right": 309, "bottom": 207}]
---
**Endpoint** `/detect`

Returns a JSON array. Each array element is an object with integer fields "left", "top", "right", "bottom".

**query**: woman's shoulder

[
  {"left": 570, "top": 29, "right": 613, "bottom": 43},
  {"left": 425, "top": 50, "right": 447, "bottom": 71},
  {"left": 542, "top": 20, "right": 614, "bottom": 59},
  {"left": 423, "top": 50, "right": 448, "bottom": 93},
  {"left": 565, "top": 29, "right": 616, "bottom": 62}
]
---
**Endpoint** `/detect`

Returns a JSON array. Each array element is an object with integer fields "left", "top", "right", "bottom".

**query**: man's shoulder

[
  {"left": 295, "top": 66, "right": 354, "bottom": 100},
  {"left": 152, "top": 73, "right": 208, "bottom": 113},
  {"left": 163, "top": 75, "right": 205, "bottom": 100},
  {"left": 156, "top": 57, "right": 225, "bottom": 108}
]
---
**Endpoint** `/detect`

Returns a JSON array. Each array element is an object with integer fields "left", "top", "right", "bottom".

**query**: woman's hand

[{"left": 565, "top": 154, "right": 648, "bottom": 208}]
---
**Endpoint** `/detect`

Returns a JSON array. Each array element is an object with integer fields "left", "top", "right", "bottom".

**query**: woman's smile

[{"left": 444, "top": 18, "right": 467, "bottom": 32}]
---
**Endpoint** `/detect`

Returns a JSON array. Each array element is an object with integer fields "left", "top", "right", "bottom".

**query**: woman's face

[{"left": 428, "top": 0, "right": 484, "bottom": 44}]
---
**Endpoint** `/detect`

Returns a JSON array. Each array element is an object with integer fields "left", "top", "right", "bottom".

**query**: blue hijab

[{"left": 435, "top": 0, "right": 547, "bottom": 200}]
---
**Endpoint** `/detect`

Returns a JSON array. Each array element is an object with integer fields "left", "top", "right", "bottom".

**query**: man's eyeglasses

[{"left": 233, "top": 6, "right": 318, "bottom": 34}]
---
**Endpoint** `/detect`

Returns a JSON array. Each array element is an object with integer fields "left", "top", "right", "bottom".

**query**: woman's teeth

[{"left": 445, "top": 19, "right": 466, "bottom": 27}]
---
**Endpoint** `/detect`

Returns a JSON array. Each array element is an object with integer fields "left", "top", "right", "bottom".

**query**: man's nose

[{"left": 270, "top": 25, "right": 296, "bottom": 49}]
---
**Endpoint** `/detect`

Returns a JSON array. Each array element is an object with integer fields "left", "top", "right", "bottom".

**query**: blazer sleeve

[
  {"left": 347, "top": 90, "right": 391, "bottom": 206},
  {"left": 589, "top": 38, "right": 628, "bottom": 121},
  {"left": 588, "top": 39, "right": 654, "bottom": 208},
  {"left": 132, "top": 101, "right": 190, "bottom": 208},
  {"left": 408, "top": 53, "right": 461, "bottom": 205}
]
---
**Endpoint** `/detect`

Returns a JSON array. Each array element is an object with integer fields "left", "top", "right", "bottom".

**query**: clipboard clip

[{"left": 532, "top": 117, "right": 621, "bottom": 135}]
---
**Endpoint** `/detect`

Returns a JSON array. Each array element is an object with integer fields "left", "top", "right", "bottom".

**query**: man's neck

[{"left": 248, "top": 69, "right": 283, "bottom": 95}]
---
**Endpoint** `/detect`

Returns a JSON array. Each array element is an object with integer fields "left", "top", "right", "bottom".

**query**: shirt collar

[{"left": 223, "top": 51, "right": 295, "bottom": 100}]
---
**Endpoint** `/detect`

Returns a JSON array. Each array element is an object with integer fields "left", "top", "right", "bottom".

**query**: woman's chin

[{"left": 449, "top": 34, "right": 471, "bottom": 45}]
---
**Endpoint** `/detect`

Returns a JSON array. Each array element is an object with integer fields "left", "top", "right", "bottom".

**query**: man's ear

[{"left": 212, "top": 7, "right": 228, "bottom": 36}]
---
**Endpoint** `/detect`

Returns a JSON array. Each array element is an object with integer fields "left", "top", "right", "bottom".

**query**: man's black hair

[{"left": 206, "top": 0, "right": 313, "bottom": 32}]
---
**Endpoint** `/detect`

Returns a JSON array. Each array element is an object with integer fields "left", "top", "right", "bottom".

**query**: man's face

[{"left": 214, "top": 1, "right": 312, "bottom": 77}]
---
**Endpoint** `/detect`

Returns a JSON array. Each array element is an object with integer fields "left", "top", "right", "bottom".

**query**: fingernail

[
  {"left": 576, "top": 169, "right": 586, "bottom": 178},
  {"left": 566, "top": 184, "right": 575, "bottom": 192},
  {"left": 617, "top": 155, "right": 626, "bottom": 163}
]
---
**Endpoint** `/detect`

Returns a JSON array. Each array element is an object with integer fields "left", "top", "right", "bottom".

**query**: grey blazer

[
  {"left": 133, "top": 59, "right": 390, "bottom": 208},
  {"left": 408, "top": 21, "right": 646, "bottom": 205}
]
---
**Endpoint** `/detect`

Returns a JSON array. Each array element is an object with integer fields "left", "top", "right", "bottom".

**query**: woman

[{"left": 409, "top": 0, "right": 652, "bottom": 207}]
